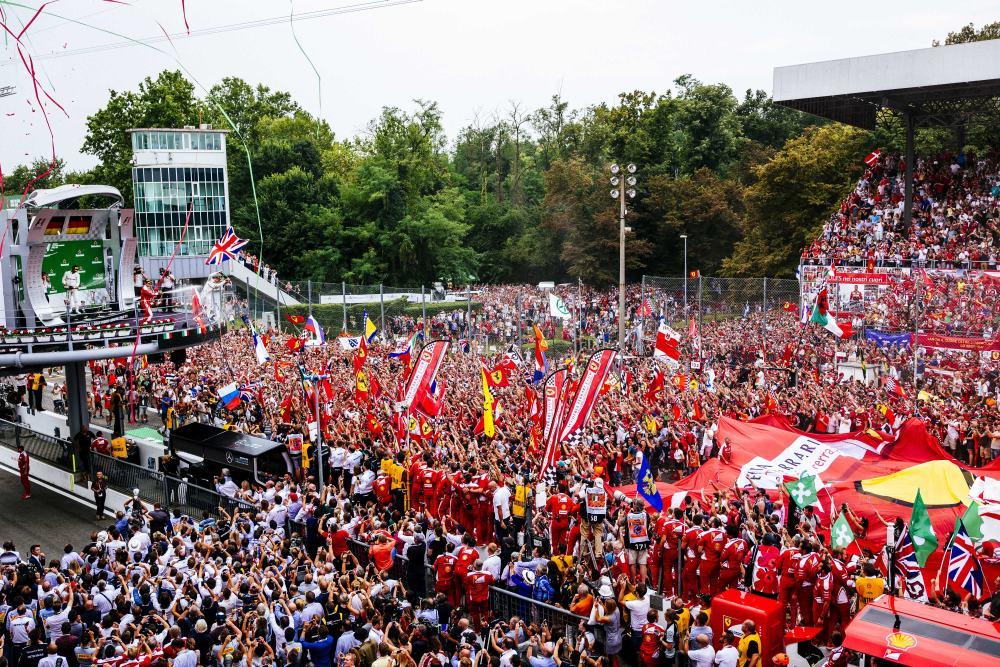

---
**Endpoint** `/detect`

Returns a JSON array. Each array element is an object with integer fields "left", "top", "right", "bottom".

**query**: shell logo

[{"left": 885, "top": 632, "right": 917, "bottom": 650}]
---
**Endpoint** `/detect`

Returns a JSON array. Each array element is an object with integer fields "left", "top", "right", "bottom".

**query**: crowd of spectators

[{"left": 801, "top": 151, "right": 1000, "bottom": 269}]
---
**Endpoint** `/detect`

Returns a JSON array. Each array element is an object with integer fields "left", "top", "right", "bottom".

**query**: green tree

[
  {"left": 723, "top": 124, "right": 869, "bottom": 277},
  {"left": 736, "top": 89, "right": 821, "bottom": 149},
  {"left": 644, "top": 169, "right": 745, "bottom": 275},
  {"left": 82, "top": 71, "right": 199, "bottom": 201},
  {"left": 933, "top": 21, "right": 1000, "bottom": 45},
  {"left": 3, "top": 157, "right": 67, "bottom": 195},
  {"left": 541, "top": 157, "right": 650, "bottom": 284},
  {"left": 674, "top": 76, "right": 744, "bottom": 174}
]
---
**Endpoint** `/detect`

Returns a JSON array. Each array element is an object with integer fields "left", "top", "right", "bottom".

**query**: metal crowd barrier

[
  {"left": 0, "top": 418, "right": 76, "bottom": 472},
  {"left": 343, "top": 538, "right": 593, "bottom": 646},
  {"left": 90, "top": 451, "right": 255, "bottom": 519}
]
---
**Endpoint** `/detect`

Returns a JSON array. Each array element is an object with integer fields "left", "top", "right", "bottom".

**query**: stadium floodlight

[{"left": 610, "top": 162, "right": 638, "bottom": 350}]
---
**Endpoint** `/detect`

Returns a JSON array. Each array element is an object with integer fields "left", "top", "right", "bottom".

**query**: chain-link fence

[{"left": 640, "top": 275, "right": 800, "bottom": 352}]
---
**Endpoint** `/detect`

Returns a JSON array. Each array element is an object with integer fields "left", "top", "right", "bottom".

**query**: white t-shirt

[
  {"left": 492, "top": 486, "right": 512, "bottom": 521},
  {"left": 624, "top": 594, "right": 652, "bottom": 631},
  {"left": 714, "top": 646, "right": 739, "bottom": 667},
  {"left": 688, "top": 645, "right": 716, "bottom": 667}
]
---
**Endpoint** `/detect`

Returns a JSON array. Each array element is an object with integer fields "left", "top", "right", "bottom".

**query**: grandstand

[{"left": 776, "top": 41, "right": 1000, "bottom": 355}]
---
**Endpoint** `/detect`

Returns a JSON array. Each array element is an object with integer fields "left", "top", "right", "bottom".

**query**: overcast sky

[{"left": 0, "top": 0, "right": 997, "bottom": 171}]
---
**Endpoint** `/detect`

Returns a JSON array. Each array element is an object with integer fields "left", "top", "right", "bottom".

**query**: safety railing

[
  {"left": 90, "top": 451, "right": 256, "bottom": 519},
  {"left": 0, "top": 418, "right": 76, "bottom": 472},
  {"left": 343, "top": 538, "right": 595, "bottom": 646}
]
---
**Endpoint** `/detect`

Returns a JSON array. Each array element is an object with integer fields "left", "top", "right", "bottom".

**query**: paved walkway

[{"left": 0, "top": 464, "right": 102, "bottom": 557}]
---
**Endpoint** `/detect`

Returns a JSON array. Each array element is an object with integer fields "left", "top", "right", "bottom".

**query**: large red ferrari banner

[
  {"left": 401, "top": 340, "right": 449, "bottom": 411},
  {"left": 558, "top": 349, "right": 618, "bottom": 442},
  {"left": 538, "top": 368, "right": 569, "bottom": 473}
]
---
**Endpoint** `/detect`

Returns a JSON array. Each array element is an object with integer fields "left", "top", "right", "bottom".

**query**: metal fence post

[
  {"left": 697, "top": 275, "right": 704, "bottom": 363},
  {"left": 421, "top": 285, "right": 426, "bottom": 333},
  {"left": 379, "top": 284, "right": 385, "bottom": 339},
  {"left": 467, "top": 284, "right": 472, "bottom": 338},
  {"left": 307, "top": 280, "right": 312, "bottom": 316},
  {"left": 638, "top": 275, "right": 646, "bottom": 355},
  {"left": 342, "top": 281, "right": 348, "bottom": 332},
  {"left": 762, "top": 277, "right": 768, "bottom": 358}
]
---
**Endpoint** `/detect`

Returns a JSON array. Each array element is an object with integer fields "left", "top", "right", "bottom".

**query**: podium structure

[{"left": 0, "top": 184, "right": 226, "bottom": 438}]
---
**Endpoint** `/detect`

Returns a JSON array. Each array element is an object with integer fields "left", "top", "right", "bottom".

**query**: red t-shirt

[
  {"left": 699, "top": 528, "right": 724, "bottom": 562},
  {"left": 464, "top": 571, "right": 495, "bottom": 602},
  {"left": 370, "top": 541, "right": 395, "bottom": 572},
  {"left": 639, "top": 622, "right": 665, "bottom": 660},
  {"left": 455, "top": 546, "right": 478, "bottom": 576},
  {"left": 546, "top": 494, "right": 577, "bottom": 526},
  {"left": 434, "top": 554, "right": 457, "bottom": 584}
]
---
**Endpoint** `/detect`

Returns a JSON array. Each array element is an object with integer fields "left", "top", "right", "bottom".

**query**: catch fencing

[
  {"left": 640, "top": 275, "right": 800, "bottom": 352},
  {"left": 89, "top": 451, "right": 256, "bottom": 519}
]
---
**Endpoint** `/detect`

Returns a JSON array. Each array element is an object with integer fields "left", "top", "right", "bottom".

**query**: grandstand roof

[{"left": 772, "top": 40, "right": 1000, "bottom": 129}]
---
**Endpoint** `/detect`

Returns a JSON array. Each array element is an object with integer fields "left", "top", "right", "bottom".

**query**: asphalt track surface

[{"left": 0, "top": 463, "right": 104, "bottom": 558}]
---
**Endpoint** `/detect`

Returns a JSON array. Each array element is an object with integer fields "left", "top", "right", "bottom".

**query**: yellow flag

[
  {"left": 917, "top": 390, "right": 934, "bottom": 402},
  {"left": 481, "top": 368, "right": 495, "bottom": 438}
]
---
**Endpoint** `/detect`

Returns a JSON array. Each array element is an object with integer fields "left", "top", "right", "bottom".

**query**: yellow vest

[
  {"left": 856, "top": 576, "right": 885, "bottom": 609},
  {"left": 512, "top": 485, "right": 529, "bottom": 518},
  {"left": 675, "top": 607, "right": 691, "bottom": 637},
  {"left": 738, "top": 632, "right": 761, "bottom": 667},
  {"left": 385, "top": 462, "right": 405, "bottom": 490}
]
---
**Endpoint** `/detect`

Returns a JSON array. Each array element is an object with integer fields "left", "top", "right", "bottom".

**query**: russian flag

[
  {"left": 219, "top": 383, "right": 241, "bottom": 410},
  {"left": 304, "top": 315, "right": 326, "bottom": 347},
  {"left": 532, "top": 323, "right": 548, "bottom": 383}
]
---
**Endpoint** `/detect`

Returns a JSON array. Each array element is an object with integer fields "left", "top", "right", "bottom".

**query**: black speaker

[{"left": 170, "top": 349, "right": 186, "bottom": 367}]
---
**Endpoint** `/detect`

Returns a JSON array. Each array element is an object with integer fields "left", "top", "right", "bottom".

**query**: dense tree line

[{"left": 8, "top": 39, "right": 998, "bottom": 284}]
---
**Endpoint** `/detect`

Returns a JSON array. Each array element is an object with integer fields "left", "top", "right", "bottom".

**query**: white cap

[
  {"left": 128, "top": 536, "right": 142, "bottom": 552},
  {"left": 97, "top": 531, "right": 109, "bottom": 543},
  {"left": 522, "top": 570, "right": 536, "bottom": 585},
  {"left": 598, "top": 585, "right": 614, "bottom": 598}
]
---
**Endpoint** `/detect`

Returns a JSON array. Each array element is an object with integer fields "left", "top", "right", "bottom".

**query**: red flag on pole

[{"left": 558, "top": 349, "right": 618, "bottom": 442}]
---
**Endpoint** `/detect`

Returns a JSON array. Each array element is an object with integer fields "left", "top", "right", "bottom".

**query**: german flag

[
  {"left": 65, "top": 216, "right": 91, "bottom": 235},
  {"left": 43, "top": 218, "right": 64, "bottom": 236}
]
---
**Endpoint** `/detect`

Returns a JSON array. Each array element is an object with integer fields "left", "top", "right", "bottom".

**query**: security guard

[{"left": 737, "top": 619, "right": 761, "bottom": 667}]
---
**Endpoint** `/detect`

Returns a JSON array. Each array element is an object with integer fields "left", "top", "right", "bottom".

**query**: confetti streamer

[
  {"left": 289, "top": 0, "right": 322, "bottom": 132},
  {"left": 180, "top": 0, "right": 189, "bottom": 34}
]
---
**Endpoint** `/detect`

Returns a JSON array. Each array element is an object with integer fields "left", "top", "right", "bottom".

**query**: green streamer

[{"left": 289, "top": 0, "right": 322, "bottom": 136}]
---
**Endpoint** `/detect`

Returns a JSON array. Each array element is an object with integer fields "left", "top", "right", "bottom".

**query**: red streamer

[{"left": 180, "top": 0, "right": 190, "bottom": 34}]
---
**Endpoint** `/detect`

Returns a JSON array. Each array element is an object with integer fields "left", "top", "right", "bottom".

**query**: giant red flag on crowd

[
  {"left": 558, "top": 348, "right": 618, "bottom": 443},
  {"left": 615, "top": 414, "right": 1000, "bottom": 586}
]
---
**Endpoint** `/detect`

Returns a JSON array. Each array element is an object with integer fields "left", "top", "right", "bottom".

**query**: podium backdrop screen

[{"left": 42, "top": 240, "right": 106, "bottom": 293}]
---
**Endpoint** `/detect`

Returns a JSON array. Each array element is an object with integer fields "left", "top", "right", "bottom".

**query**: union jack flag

[
  {"left": 205, "top": 227, "right": 248, "bottom": 265},
  {"left": 947, "top": 521, "right": 983, "bottom": 598}
]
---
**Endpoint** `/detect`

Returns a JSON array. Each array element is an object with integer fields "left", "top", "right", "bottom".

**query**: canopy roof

[{"left": 773, "top": 40, "right": 1000, "bottom": 129}]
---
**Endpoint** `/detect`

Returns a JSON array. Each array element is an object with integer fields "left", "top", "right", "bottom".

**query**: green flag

[
  {"left": 831, "top": 511, "right": 856, "bottom": 549},
  {"left": 954, "top": 501, "right": 983, "bottom": 542},
  {"left": 783, "top": 474, "right": 819, "bottom": 508},
  {"left": 909, "top": 489, "right": 938, "bottom": 567}
]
